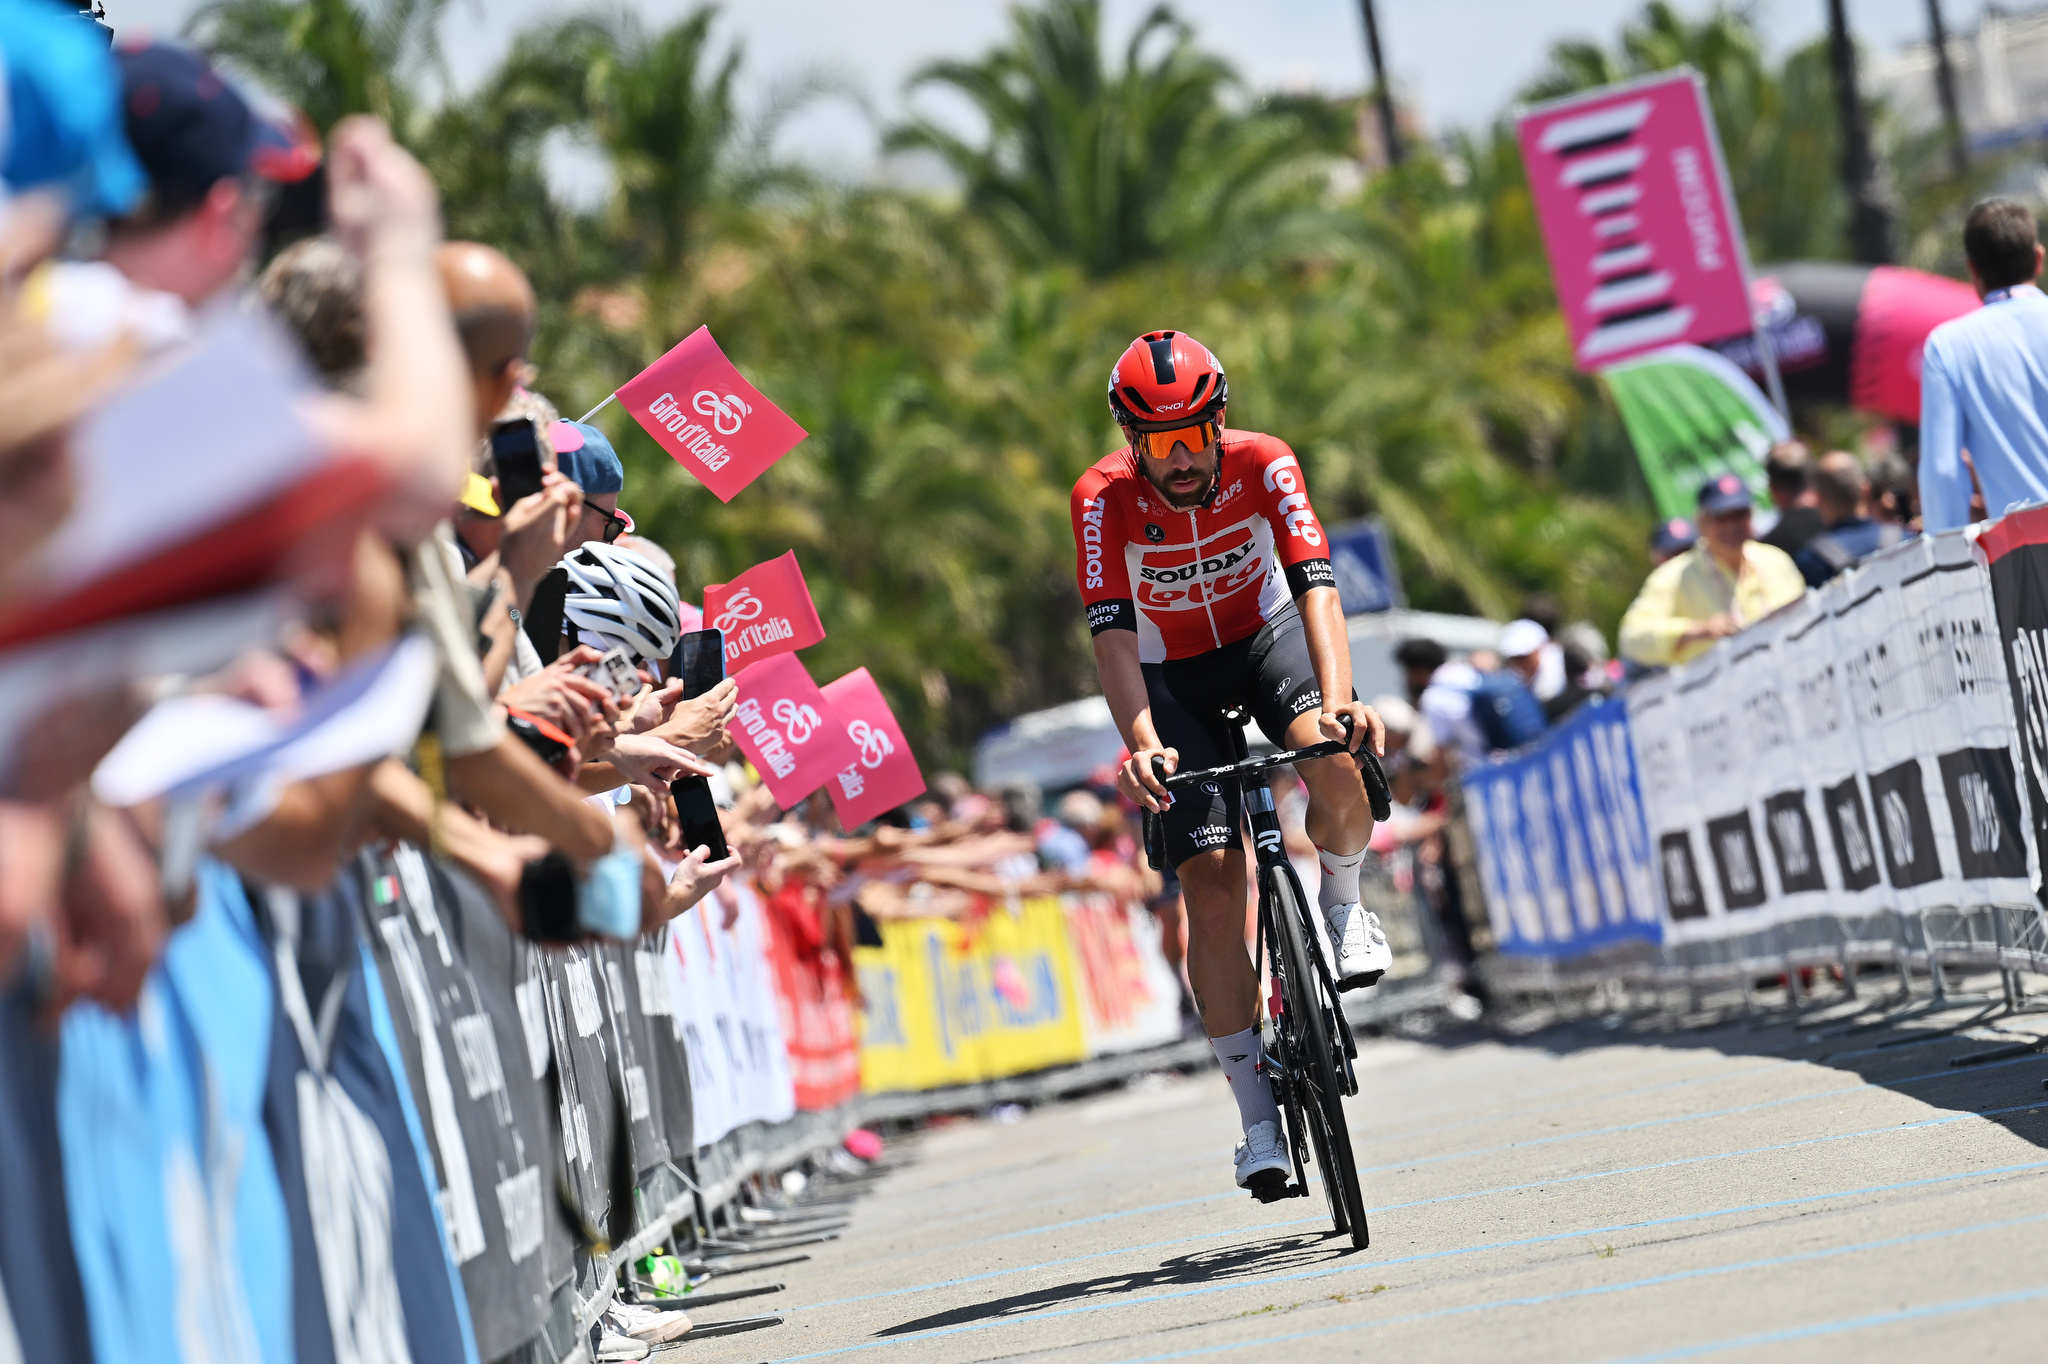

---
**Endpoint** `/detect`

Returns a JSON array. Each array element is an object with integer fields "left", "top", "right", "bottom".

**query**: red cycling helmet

[{"left": 1107, "top": 331, "right": 1228, "bottom": 432}]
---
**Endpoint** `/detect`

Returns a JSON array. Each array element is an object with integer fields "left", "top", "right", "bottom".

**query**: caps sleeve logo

[
  {"left": 694, "top": 389, "right": 751, "bottom": 436},
  {"left": 772, "top": 697, "right": 820, "bottom": 743},
  {"left": 848, "top": 718, "right": 894, "bottom": 770},
  {"left": 710, "top": 586, "right": 763, "bottom": 632}
]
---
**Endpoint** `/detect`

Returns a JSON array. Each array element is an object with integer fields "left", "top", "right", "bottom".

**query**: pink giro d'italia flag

[
  {"left": 730, "top": 652, "right": 857, "bottom": 809},
  {"left": 701, "top": 551, "right": 825, "bottom": 673},
  {"left": 1515, "top": 68, "right": 1756, "bottom": 372},
  {"left": 821, "top": 668, "right": 925, "bottom": 829},
  {"left": 616, "top": 326, "right": 808, "bottom": 502}
]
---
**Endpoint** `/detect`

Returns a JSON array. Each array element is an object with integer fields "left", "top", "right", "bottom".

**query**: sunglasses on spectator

[
  {"left": 587, "top": 501, "right": 633, "bottom": 543},
  {"left": 1131, "top": 419, "right": 1218, "bottom": 461}
]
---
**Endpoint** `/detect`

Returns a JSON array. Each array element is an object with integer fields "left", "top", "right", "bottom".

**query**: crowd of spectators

[{"left": 0, "top": 20, "right": 1194, "bottom": 1364}]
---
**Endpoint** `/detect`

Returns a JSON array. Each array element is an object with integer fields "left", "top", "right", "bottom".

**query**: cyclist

[{"left": 1072, "top": 330, "right": 1389, "bottom": 1193}]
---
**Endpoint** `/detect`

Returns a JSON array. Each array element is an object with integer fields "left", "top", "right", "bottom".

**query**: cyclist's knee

[{"left": 1174, "top": 848, "right": 1241, "bottom": 902}]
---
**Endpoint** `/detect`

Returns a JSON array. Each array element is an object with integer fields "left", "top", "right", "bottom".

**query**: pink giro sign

[{"left": 1516, "top": 68, "right": 1755, "bottom": 372}]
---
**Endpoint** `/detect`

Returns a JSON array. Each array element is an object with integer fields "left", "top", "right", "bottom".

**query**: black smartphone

[
  {"left": 673, "top": 778, "right": 731, "bottom": 863},
  {"left": 491, "top": 417, "right": 546, "bottom": 508},
  {"left": 517, "top": 852, "right": 581, "bottom": 943},
  {"left": 672, "top": 628, "right": 726, "bottom": 699}
]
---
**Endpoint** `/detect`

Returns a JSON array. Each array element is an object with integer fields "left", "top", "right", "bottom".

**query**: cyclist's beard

[{"left": 1140, "top": 451, "right": 1221, "bottom": 510}]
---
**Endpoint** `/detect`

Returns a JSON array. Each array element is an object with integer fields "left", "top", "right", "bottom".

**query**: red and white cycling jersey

[{"left": 1071, "top": 429, "right": 1335, "bottom": 663}]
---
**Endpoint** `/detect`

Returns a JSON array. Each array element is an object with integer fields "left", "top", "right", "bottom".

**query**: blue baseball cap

[
  {"left": 1649, "top": 516, "right": 1697, "bottom": 557},
  {"left": 115, "top": 41, "right": 313, "bottom": 217},
  {"left": 550, "top": 420, "right": 624, "bottom": 495},
  {"left": 1696, "top": 472, "right": 1754, "bottom": 516}
]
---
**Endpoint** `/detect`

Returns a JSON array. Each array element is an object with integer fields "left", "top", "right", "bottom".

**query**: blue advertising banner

[
  {"left": 1324, "top": 517, "right": 1404, "bottom": 615},
  {"left": 1460, "top": 697, "right": 1663, "bottom": 957}
]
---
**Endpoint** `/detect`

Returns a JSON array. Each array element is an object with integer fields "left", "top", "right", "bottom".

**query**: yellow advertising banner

[{"left": 854, "top": 896, "right": 1087, "bottom": 1092}]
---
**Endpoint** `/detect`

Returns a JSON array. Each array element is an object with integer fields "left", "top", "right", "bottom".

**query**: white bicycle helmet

[{"left": 560, "top": 542, "right": 681, "bottom": 664}]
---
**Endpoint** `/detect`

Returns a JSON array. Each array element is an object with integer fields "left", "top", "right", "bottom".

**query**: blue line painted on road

[
  {"left": 767, "top": 1159, "right": 2048, "bottom": 1360},
  {"left": 1093, "top": 1210, "right": 2048, "bottom": 1363},
  {"left": 1591, "top": 1285, "right": 2048, "bottom": 1363}
]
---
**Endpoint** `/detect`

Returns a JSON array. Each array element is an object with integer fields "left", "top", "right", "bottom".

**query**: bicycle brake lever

[{"left": 1357, "top": 747, "right": 1393, "bottom": 824}]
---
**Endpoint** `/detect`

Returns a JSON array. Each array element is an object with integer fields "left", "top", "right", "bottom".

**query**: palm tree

[
  {"left": 186, "top": 0, "right": 453, "bottom": 136},
  {"left": 887, "top": 0, "right": 1335, "bottom": 276}
]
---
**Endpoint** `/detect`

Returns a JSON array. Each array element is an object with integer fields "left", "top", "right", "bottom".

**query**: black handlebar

[{"left": 1143, "top": 716, "right": 1394, "bottom": 825}]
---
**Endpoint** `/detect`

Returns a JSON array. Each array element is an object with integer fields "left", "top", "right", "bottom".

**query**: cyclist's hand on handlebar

[
  {"left": 1118, "top": 746, "right": 1178, "bottom": 813},
  {"left": 1319, "top": 700, "right": 1386, "bottom": 759}
]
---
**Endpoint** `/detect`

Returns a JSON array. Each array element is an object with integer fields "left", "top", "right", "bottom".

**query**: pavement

[{"left": 666, "top": 976, "right": 2048, "bottom": 1363}]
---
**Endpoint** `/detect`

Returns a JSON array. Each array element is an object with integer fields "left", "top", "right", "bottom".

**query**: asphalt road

[{"left": 671, "top": 984, "right": 2048, "bottom": 1363}]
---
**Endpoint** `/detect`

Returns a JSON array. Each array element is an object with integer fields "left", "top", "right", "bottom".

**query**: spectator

[
  {"left": 1543, "top": 640, "right": 1600, "bottom": 724},
  {"left": 1619, "top": 472, "right": 1805, "bottom": 668},
  {"left": 1648, "top": 516, "right": 1696, "bottom": 567},
  {"left": 1498, "top": 619, "right": 1549, "bottom": 698},
  {"left": 1758, "top": 442, "right": 1824, "bottom": 557},
  {"left": 1515, "top": 595, "right": 1568, "bottom": 701},
  {"left": 1394, "top": 636, "right": 1542, "bottom": 766},
  {"left": 1869, "top": 453, "right": 1919, "bottom": 531},
  {"left": 1920, "top": 197, "right": 2048, "bottom": 530},
  {"left": 1794, "top": 451, "right": 1909, "bottom": 587}
]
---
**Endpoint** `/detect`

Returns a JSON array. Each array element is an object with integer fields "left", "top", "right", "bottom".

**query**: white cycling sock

[
  {"left": 1316, "top": 844, "right": 1367, "bottom": 911},
  {"left": 1210, "top": 1026, "right": 1281, "bottom": 1134}
]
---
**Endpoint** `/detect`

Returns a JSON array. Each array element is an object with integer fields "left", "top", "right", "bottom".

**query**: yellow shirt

[{"left": 1618, "top": 540, "right": 1806, "bottom": 668}]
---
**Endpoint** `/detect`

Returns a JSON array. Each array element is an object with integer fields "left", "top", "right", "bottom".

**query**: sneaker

[
  {"left": 594, "top": 1334, "right": 650, "bottom": 1361},
  {"left": 1324, "top": 902, "right": 1390, "bottom": 989},
  {"left": 1233, "top": 1119, "right": 1290, "bottom": 1191},
  {"left": 607, "top": 1302, "right": 692, "bottom": 1345}
]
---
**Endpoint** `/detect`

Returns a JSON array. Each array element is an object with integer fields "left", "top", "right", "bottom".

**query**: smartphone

[
  {"left": 518, "top": 852, "right": 580, "bottom": 943},
  {"left": 673, "top": 778, "right": 731, "bottom": 863},
  {"left": 672, "top": 628, "right": 726, "bottom": 699},
  {"left": 581, "top": 646, "right": 640, "bottom": 700},
  {"left": 491, "top": 417, "right": 546, "bottom": 508}
]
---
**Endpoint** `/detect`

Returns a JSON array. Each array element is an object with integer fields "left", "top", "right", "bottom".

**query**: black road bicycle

[{"left": 1143, "top": 712, "right": 1392, "bottom": 1251}]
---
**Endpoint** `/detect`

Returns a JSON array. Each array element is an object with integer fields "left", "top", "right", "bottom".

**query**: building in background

[{"left": 1868, "top": 4, "right": 2048, "bottom": 152}]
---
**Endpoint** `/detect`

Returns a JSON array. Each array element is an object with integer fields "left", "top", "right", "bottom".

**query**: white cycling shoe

[
  {"left": 1325, "top": 901, "right": 1391, "bottom": 990},
  {"left": 1234, "top": 1119, "right": 1290, "bottom": 1191}
]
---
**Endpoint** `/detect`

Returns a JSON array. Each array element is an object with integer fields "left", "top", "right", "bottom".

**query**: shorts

[{"left": 1143, "top": 605, "right": 1341, "bottom": 868}]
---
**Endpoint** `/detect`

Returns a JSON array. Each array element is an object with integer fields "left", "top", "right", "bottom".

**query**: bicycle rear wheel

[{"left": 1266, "top": 864, "right": 1369, "bottom": 1249}]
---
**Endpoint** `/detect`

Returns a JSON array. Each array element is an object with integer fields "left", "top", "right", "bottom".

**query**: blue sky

[{"left": 109, "top": 0, "right": 2007, "bottom": 167}]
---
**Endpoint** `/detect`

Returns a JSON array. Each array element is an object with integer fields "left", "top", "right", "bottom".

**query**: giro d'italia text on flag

[
  {"left": 613, "top": 326, "right": 808, "bottom": 502},
  {"left": 821, "top": 667, "right": 925, "bottom": 829},
  {"left": 701, "top": 551, "right": 826, "bottom": 672},
  {"left": 730, "top": 651, "right": 857, "bottom": 809}
]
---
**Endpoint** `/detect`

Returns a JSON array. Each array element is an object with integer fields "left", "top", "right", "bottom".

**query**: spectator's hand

[
  {"left": 602, "top": 732, "right": 717, "bottom": 796},
  {"left": 501, "top": 648, "right": 613, "bottom": 737},
  {"left": 470, "top": 830, "right": 550, "bottom": 932},
  {"left": 0, "top": 801, "right": 62, "bottom": 990},
  {"left": 1319, "top": 699, "right": 1385, "bottom": 757},
  {"left": 1678, "top": 613, "right": 1739, "bottom": 649},
  {"left": 497, "top": 475, "right": 581, "bottom": 607},
  {"left": 659, "top": 845, "right": 743, "bottom": 923},
  {"left": 652, "top": 678, "right": 737, "bottom": 756},
  {"left": 621, "top": 678, "right": 684, "bottom": 735},
  {"left": 58, "top": 803, "right": 167, "bottom": 1013},
  {"left": 1118, "top": 745, "right": 1178, "bottom": 814},
  {"left": 327, "top": 117, "right": 440, "bottom": 265}
]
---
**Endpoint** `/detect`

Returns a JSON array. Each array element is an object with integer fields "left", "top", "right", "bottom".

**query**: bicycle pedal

[
  {"left": 1336, "top": 970, "right": 1384, "bottom": 993},
  {"left": 1250, "top": 1180, "right": 1304, "bottom": 1204}
]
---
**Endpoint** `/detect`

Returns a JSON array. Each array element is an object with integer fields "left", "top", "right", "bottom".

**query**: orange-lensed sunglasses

[{"left": 1130, "top": 419, "right": 1218, "bottom": 461}]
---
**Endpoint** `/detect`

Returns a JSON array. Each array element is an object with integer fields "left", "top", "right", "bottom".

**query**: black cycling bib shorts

[{"left": 1143, "top": 604, "right": 1350, "bottom": 868}]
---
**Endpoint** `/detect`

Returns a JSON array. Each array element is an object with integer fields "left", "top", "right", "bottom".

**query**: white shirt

[{"left": 1418, "top": 661, "right": 1488, "bottom": 770}]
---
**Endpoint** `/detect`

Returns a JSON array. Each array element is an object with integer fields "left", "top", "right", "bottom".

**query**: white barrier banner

[
  {"left": 659, "top": 881, "right": 796, "bottom": 1150},
  {"left": 1625, "top": 529, "right": 2038, "bottom": 948}
]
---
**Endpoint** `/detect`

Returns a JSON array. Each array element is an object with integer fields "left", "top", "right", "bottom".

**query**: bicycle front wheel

[{"left": 1266, "top": 863, "right": 1370, "bottom": 1249}]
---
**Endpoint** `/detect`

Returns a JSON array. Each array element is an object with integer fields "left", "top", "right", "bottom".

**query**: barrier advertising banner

[
  {"left": 1616, "top": 529, "right": 2038, "bottom": 948},
  {"left": 1516, "top": 69, "right": 1755, "bottom": 371},
  {"left": 657, "top": 884, "right": 796, "bottom": 1150},
  {"left": 1062, "top": 894, "right": 1184, "bottom": 1055},
  {"left": 1460, "top": 697, "right": 1661, "bottom": 956},
  {"left": 854, "top": 898, "right": 1086, "bottom": 1093}
]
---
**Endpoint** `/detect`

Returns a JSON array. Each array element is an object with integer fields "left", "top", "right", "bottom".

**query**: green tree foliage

[{"left": 222, "top": 0, "right": 1935, "bottom": 765}]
